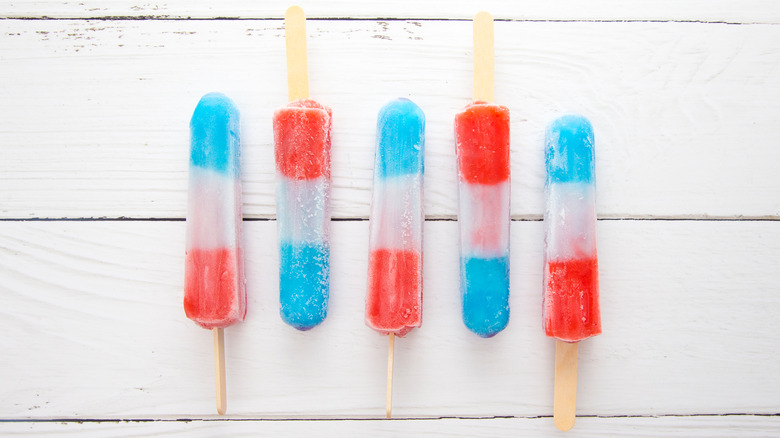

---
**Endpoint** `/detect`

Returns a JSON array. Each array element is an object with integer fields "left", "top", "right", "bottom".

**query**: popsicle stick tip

[
  {"left": 285, "top": 5, "right": 304, "bottom": 19},
  {"left": 475, "top": 11, "right": 493, "bottom": 21},
  {"left": 284, "top": 3, "right": 309, "bottom": 101},
  {"left": 472, "top": 10, "right": 494, "bottom": 102},
  {"left": 554, "top": 415, "right": 575, "bottom": 431}
]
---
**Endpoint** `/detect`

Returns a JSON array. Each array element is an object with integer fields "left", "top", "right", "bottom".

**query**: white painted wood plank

[
  {"left": 0, "top": 221, "right": 778, "bottom": 418},
  {"left": 2, "top": 20, "right": 779, "bottom": 219},
  {"left": 2, "top": 416, "right": 780, "bottom": 437},
  {"left": 2, "top": 0, "right": 779, "bottom": 23}
]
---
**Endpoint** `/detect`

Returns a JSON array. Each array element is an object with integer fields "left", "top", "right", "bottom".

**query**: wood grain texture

[
  {"left": 1, "top": 416, "right": 779, "bottom": 437},
  {"left": 472, "top": 11, "right": 494, "bottom": 102},
  {"left": 1, "top": 20, "right": 779, "bottom": 219},
  {"left": 1, "top": 0, "right": 779, "bottom": 23},
  {"left": 284, "top": 5, "right": 309, "bottom": 102},
  {"left": 1, "top": 221, "right": 779, "bottom": 418},
  {"left": 2, "top": 1, "right": 780, "bottom": 433},
  {"left": 554, "top": 340, "right": 578, "bottom": 431},
  {"left": 386, "top": 333, "right": 394, "bottom": 419},
  {"left": 213, "top": 327, "right": 226, "bottom": 415}
]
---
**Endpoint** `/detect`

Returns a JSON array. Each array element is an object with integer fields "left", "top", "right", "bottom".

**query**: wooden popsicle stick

[
  {"left": 213, "top": 327, "right": 226, "bottom": 416},
  {"left": 554, "top": 340, "right": 579, "bottom": 431},
  {"left": 386, "top": 333, "right": 395, "bottom": 419},
  {"left": 473, "top": 11, "right": 495, "bottom": 103},
  {"left": 285, "top": 5, "right": 309, "bottom": 101}
]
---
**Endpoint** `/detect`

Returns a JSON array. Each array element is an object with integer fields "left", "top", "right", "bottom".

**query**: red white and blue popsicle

[
  {"left": 454, "top": 12, "right": 511, "bottom": 338},
  {"left": 365, "top": 98, "right": 425, "bottom": 418},
  {"left": 184, "top": 92, "right": 246, "bottom": 415},
  {"left": 273, "top": 6, "right": 332, "bottom": 330},
  {"left": 544, "top": 114, "right": 601, "bottom": 431},
  {"left": 366, "top": 98, "right": 425, "bottom": 338}
]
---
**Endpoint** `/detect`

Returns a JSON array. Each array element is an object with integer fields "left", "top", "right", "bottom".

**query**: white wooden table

[{"left": 2, "top": 1, "right": 779, "bottom": 436}]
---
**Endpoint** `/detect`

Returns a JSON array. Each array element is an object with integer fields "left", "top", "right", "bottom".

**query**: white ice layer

[
  {"left": 185, "top": 167, "right": 240, "bottom": 250},
  {"left": 544, "top": 182, "right": 597, "bottom": 260},
  {"left": 458, "top": 180, "right": 510, "bottom": 258},
  {"left": 369, "top": 175, "right": 423, "bottom": 251},
  {"left": 276, "top": 174, "right": 330, "bottom": 244}
]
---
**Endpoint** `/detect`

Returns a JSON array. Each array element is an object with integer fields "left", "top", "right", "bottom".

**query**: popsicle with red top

[
  {"left": 184, "top": 92, "right": 245, "bottom": 415},
  {"left": 366, "top": 98, "right": 425, "bottom": 418},
  {"left": 544, "top": 114, "right": 601, "bottom": 431},
  {"left": 454, "top": 11, "right": 510, "bottom": 338},
  {"left": 273, "top": 6, "right": 332, "bottom": 330}
]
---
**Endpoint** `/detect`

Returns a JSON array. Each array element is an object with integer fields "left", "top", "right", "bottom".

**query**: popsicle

[
  {"left": 184, "top": 92, "right": 246, "bottom": 415},
  {"left": 544, "top": 114, "right": 601, "bottom": 431},
  {"left": 454, "top": 11, "right": 511, "bottom": 337},
  {"left": 365, "top": 98, "right": 425, "bottom": 418},
  {"left": 273, "top": 5, "right": 332, "bottom": 330}
]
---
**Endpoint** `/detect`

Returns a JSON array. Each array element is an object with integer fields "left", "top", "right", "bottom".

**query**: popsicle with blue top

[
  {"left": 184, "top": 92, "right": 246, "bottom": 415},
  {"left": 544, "top": 114, "right": 601, "bottom": 431},
  {"left": 365, "top": 98, "right": 425, "bottom": 418},
  {"left": 366, "top": 98, "right": 425, "bottom": 338}
]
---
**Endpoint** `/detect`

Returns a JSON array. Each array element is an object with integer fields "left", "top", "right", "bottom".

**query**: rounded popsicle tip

[
  {"left": 190, "top": 93, "right": 240, "bottom": 175},
  {"left": 554, "top": 410, "right": 576, "bottom": 431},
  {"left": 365, "top": 323, "right": 418, "bottom": 338},
  {"left": 193, "top": 92, "right": 239, "bottom": 119},
  {"left": 376, "top": 98, "right": 425, "bottom": 178},
  {"left": 464, "top": 317, "right": 508, "bottom": 338},
  {"left": 280, "top": 295, "right": 329, "bottom": 330},
  {"left": 545, "top": 114, "right": 594, "bottom": 184},
  {"left": 279, "top": 242, "right": 330, "bottom": 330},
  {"left": 286, "top": 5, "right": 304, "bottom": 19},
  {"left": 279, "top": 291, "right": 328, "bottom": 331},
  {"left": 549, "top": 114, "right": 592, "bottom": 134},
  {"left": 281, "top": 312, "right": 326, "bottom": 331},
  {"left": 474, "top": 11, "right": 493, "bottom": 22},
  {"left": 461, "top": 256, "right": 510, "bottom": 337},
  {"left": 379, "top": 97, "right": 425, "bottom": 123}
]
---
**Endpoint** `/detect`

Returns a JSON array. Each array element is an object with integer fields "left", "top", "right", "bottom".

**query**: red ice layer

[
  {"left": 366, "top": 248, "right": 422, "bottom": 337},
  {"left": 273, "top": 99, "right": 332, "bottom": 180},
  {"left": 544, "top": 257, "right": 601, "bottom": 342},
  {"left": 454, "top": 102, "right": 510, "bottom": 185},
  {"left": 184, "top": 247, "right": 246, "bottom": 329}
]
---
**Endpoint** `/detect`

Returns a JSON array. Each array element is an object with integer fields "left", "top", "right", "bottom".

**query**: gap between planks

[
  {"left": 0, "top": 16, "right": 776, "bottom": 25},
  {"left": 1, "top": 413, "right": 779, "bottom": 423}
]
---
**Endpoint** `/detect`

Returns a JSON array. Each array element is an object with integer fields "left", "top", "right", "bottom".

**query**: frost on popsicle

[
  {"left": 366, "top": 98, "right": 425, "bottom": 337},
  {"left": 543, "top": 115, "right": 601, "bottom": 342},
  {"left": 184, "top": 93, "right": 246, "bottom": 329},
  {"left": 273, "top": 99, "right": 332, "bottom": 330},
  {"left": 455, "top": 102, "right": 511, "bottom": 338}
]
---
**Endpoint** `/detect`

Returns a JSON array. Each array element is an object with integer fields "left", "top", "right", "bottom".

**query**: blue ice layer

[
  {"left": 461, "top": 256, "right": 510, "bottom": 337},
  {"left": 545, "top": 115, "right": 594, "bottom": 184},
  {"left": 376, "top": 98, "right": 425, "bottom": 178},
  {"left": 279, "top": 241, "right": 330, "bottom": 330},
  {"left": 190, "top": 93, "right": 241, "bottom": 176}
]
